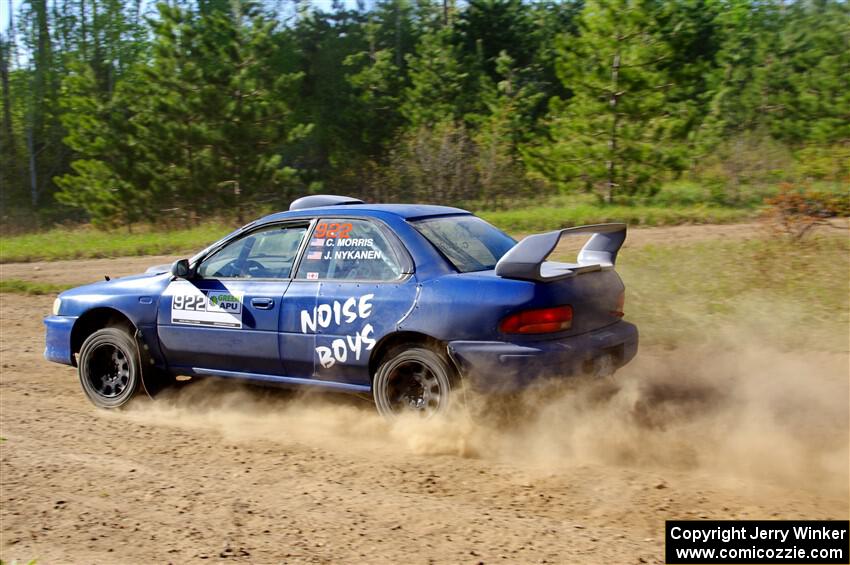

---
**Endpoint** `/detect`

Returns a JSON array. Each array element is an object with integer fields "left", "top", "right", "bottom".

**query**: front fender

[{"left": 47, "top": 272, "right": 172, "bottom": 367}]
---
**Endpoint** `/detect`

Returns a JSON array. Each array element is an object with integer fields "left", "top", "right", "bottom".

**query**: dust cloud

[{"left": 122, "top": 338, "right": 849, "bottom": 500}]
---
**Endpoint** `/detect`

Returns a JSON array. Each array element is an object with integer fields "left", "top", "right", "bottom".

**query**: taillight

[
  {"left": 612, "top": 291, "right": 625, "bottom": 317},
  {"left": 500, "top": 305, "right": 573, "bottom": 334}
]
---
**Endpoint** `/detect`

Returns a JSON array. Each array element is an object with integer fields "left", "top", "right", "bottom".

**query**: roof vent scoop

[{"left": 289, "top": 194, "right": 364, "bottom": 211}]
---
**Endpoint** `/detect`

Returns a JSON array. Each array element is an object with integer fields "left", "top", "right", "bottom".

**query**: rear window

[{"left": 413, "top": 215, "right": 516, "bottom": 273}]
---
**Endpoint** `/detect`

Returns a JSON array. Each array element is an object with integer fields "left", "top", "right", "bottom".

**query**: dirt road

[{"left": 1, "top": 235, "right": 848, "bottom": 564}]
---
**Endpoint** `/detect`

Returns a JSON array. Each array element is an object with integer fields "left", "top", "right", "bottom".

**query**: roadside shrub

[
  {"left": 694, "top": 133, "right": 794, "bottom": 203},
  {"left": 763, "top": 183, "right": 849, "bottom": 240},
  {"left": 339, "top": 120, "right": 536, "bottom": 206}
]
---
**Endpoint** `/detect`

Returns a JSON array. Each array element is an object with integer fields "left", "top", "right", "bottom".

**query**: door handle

[{"left": 251, "top": 297, "right": 275, "bottom": 310}]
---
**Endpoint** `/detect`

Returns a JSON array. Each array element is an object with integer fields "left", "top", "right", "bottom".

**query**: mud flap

[{"left": 134, "top": 329, "right": 173, "bottom": 398}]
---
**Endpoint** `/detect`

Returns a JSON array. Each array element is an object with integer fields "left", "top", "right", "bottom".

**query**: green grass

[
  {"left": 0, "top": 279, "right": 74, "bottom": 295},
  {"left": 615, "top": 235, "right": 849, "bottom": 352},
  {"left": 1, "top": 201, "right": 758, "bottom": 263},
  {"left": 0, "top": 223, "right": 230, "bottom": 263}
]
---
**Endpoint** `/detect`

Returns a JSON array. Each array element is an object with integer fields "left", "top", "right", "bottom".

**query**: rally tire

[
  {"left": 373, "top": 346, "right": 453, "bottom": 419},
  {"left": 78, "top": 328, "right": 142, "bottom": 409}
]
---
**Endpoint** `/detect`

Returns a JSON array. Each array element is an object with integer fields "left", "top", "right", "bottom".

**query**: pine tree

[
  {"left": 4, "top": 0, "right": 848, "bottom": 225},
  {"left": 341, "top": 0, "right": 413, "bottom": 164},
  {"left": 699, "top": 0, "right": 776, "bottom": 146},
  {"left": 56, "top": 1, "right": 307, "bottom": 226},
  {"left": 55, "top": 64, "right": 153, "bottom": 228},
  {"left": 767, "top": 0, "right": 850, "bottom": 144},
  {"left": 700, "top": 0, "right": 848, "bottom": 152},
  {"left": 286, "top": 4, "right": 369, "bottom": 181},
  {"left": 475, "top": 51, "right": 544, "bottom": 204},
  {"left": 22, "top": 0, "right": 61, "bottom": 211},
  {"left": 139, "top": 2, "right": 305, "bottom": 223},
  {"left": 0, "top": 34, "right": 18, "bottom": 209},
  {"left": 525, "top": 0, "right": 687, "bottom": 201},
  {"left": 455, "top": 0, "right": 537, "bottom": 83},
  {"left": 401, "top": 26, "right": 480, "bottom": 128}
]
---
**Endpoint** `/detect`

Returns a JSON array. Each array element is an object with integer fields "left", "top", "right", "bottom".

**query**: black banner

[{"left": 665, "top": 520, "right": 849, "bottom": 564}]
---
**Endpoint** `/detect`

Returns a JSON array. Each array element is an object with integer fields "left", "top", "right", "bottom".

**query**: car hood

[{"left": 59, "top": 271, "right": 172, "bottom": 299}]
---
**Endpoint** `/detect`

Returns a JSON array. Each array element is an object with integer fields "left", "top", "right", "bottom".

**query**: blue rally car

[{"left": 44, "top": 195, "right": 638, "bottom": 417}]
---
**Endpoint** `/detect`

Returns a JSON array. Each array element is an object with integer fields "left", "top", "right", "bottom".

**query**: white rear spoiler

[{"left": 495, "top": 223, "right": 627, "bottom": 282}]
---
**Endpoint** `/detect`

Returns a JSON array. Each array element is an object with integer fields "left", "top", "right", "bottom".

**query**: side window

[
  {"left": 197, "top": 224, "right": 308, "bottom": 279},
  {"left": 296, "top": 219, "right": 402, "bottom": 281}
]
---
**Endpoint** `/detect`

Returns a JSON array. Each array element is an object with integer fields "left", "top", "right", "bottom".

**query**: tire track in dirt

[{"left": 1, "top": 294, "right": 847, "bottom": 564}]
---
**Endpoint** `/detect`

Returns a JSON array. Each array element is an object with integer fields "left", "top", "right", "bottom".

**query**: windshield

[{"left": 413, "top": 215, "right": 516, "bottom": 273}]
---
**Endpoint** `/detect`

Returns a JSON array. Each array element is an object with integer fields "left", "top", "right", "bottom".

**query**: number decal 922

[
  {"left": 314, "top": 222, "right": 353, "bottom": 239},
  {"left": 170, "top": 284, "right": 244, "bottom": 328},
  {"left": 173, "top": 294, "right": 206, "bottom": 311}
]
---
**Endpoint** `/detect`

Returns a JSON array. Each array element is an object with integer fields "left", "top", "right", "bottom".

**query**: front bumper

[
  {"left": 448, "top": 320, "right": 638, "bottom": 392},
  {"left": 44, "top": 315, "right": 77, "bottom": 366}
]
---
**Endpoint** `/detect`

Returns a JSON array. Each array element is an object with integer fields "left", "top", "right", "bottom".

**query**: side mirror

[{"left": 170, "top": 259, "right": 191, "bottom": 279}]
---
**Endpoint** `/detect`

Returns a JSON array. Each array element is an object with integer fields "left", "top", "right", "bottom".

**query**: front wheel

[
  {"left": 78, "top": 328, "right": 142, "bottom": 409},
  {"left": 372, "top": 346, "right": 454, "bottom": 419}
]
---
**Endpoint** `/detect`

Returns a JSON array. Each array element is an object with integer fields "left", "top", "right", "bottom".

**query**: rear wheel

[
  {"left": 78, "top": 328, "right": 141, "bottom": 409},
  {"left": 372, "top": 346, "right": 453, "bottom": 419}
]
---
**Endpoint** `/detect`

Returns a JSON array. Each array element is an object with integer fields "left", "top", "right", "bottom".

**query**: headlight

[{"left": 52, "top": 298, "right": 62, "bottom": 316}]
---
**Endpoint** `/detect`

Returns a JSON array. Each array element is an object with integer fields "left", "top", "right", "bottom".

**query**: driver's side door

[{"left": 157, "top": 221, "right": 310, "bottom": 376}]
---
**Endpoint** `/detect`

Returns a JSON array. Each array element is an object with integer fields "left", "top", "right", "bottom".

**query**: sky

[
  {"left": 1, "top": 0, "right": 360, "bottom": 35},
  {"left": 1, "top": 0, "right": 358, "bottom": 68},
  {"left": 1, "top": 0, "right": 19, "bottom": 35}
]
